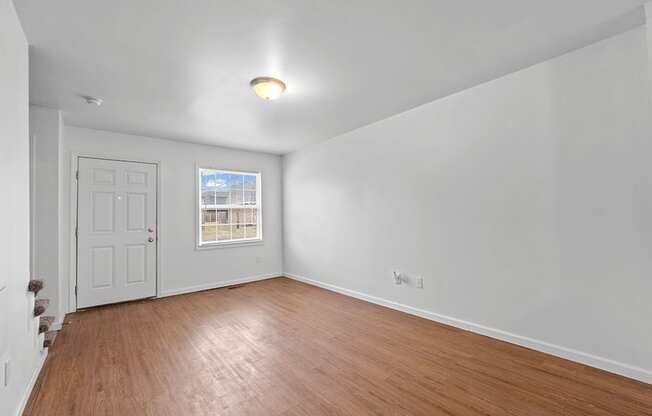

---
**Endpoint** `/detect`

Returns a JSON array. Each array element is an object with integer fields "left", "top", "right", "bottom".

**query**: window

[{"left": 197, "top": 168, "right": 261, "bottom": 246}]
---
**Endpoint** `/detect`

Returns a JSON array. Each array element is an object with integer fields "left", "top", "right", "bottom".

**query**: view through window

[{"left": 198, "top": 168, "right": 261, "bottom": 245}]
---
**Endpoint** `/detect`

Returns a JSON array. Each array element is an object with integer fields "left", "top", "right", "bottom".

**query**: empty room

[{"left": 2, "top": 0, "right": 652, "bottom": 415}]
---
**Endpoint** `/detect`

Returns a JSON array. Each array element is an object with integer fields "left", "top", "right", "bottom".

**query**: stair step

[
  {"left": 34, "top": 299, "right": 50, "bottom": 317},
  {"left": 28, "top": 279, "right": 44, "bottom": 295},
  {"left": 43, "top": 331, "right": 58, "bottom": 349},
  {"left": 39, "top": 316, "right": 55, "bottom": 334}
]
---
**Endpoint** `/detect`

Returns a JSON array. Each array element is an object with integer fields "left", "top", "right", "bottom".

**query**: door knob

[
  {"left": 148, "top": 237, "right": 154, "bottom": 242},
  {"left": 148, "top": 228, "right": 154, "bottom": 233}
]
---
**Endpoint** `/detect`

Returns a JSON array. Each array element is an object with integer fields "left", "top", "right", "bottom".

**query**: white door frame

[{"left": 68, "top": 153, "right": 162, "bottom": 312}]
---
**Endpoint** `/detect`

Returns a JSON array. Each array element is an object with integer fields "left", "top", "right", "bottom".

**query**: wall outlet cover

[{"left": 393, "top": 270, "right": 402, "bottom": 285}]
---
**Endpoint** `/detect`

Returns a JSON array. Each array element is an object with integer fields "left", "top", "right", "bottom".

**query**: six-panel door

[{"left": 77, "top": 158, "right": 157, "bottom": 308}]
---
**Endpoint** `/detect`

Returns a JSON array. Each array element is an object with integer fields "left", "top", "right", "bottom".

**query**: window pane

[
  {"left": 244, "top": 208, "right": 255, "bottom": 224},
  {"left": 217, "top": 225, "right": 231, "bottom": 241},
  {"left": 245, "top": 224, "right": 257, "bottom": 238},
  {"left": 243, "top": 190, "right": 256, "bottom": 205},
  {"left": 202, "top": 209, "right": 216, "bottom": 224},
  {"left": 228, "top": 174, "right": 243, "bottom": 205},
  {"left": 216, "top": 209, "right": 229, "bottom": 224},
  {"left": 201, "top": 169, "right": 228, "bottom": 205},
  {"left": 215, "top": 190, "right": 229, "bottom": 205},
  {"left": 231, "top": 224, "right": 245, "bottom": 239},
  {"left": 244, "top": 175, "right": 256, "bottom": 190},
  {"left": 201, "top": 190, "right": 214, "bottom": 206},
  {"left": 201, "top": 225, "right": 216, "bottom": 242},
  {"left": 230, "top": 208, "right": 246, "bottom": 225}
]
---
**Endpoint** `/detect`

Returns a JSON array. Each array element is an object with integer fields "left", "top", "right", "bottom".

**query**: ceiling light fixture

[{"left": 250, "top": 77, "right": 286, "bottom": 100}]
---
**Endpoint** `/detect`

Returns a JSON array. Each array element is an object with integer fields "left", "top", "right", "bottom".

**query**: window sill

[{"left": 196, "top": 239, "right": 263, "bottom": 250}]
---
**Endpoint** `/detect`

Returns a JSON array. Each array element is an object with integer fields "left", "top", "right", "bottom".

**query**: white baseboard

[
  {"left": 158, "top": 273, "right": 281, "bottom": 298},
  {"left": 50, "top": 322, "right": 63, "bottom": 331},
  {"left": 16, "top": 349, "right": 48, "bottom": 416},
  {"left": 285, "top": 272, "right": 652, "bottom": 385}
]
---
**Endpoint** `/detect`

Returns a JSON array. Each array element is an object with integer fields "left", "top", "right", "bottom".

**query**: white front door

[{"left": 77, "top": 157, "right": 157, "bottom": 308}]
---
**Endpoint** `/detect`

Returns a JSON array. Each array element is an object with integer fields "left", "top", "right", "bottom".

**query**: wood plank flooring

[{"left": 24, "top": 277, "right": 652, "bottom": 415}]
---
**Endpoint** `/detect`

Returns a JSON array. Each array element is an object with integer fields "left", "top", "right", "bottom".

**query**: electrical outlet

[{"left": 416, "top": 276, "right": 424, "bottom": 289}]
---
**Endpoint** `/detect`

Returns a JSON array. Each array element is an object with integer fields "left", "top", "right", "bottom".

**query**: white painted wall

[
  {"left": 283, "top": 27, "right": 652, "bottom": 383},
  {"left": 0, "top": 1, "right": 48, "bottom": 415},
  {"left": 30, "top": 105, "right": 64, "bottom": 326},
  {"left": 62, "top": 126, "right": 283, "bottom": 310}
]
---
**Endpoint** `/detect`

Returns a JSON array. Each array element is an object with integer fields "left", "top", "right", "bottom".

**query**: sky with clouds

[{"left": 200, "top": 169, "right": 256, "bottom": 191}]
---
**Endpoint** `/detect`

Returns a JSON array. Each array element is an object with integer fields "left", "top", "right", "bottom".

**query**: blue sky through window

[{"left": 200, "top": 170, "right": 256, "bottom": 192}]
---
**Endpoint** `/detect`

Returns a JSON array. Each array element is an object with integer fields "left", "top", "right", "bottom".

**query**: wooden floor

[{"left": 25, "top": 277, "right": 652, "bottom": 416}]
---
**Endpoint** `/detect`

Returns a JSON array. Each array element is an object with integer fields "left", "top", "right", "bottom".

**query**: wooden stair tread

[
  {"left": 28, "top": 279, "right": 44, "bottom": 294},
  {"left": 39, "top": 316, "right": 55, "bottom": 334},
  {"left": 34, "top": 299, "right": 50, "bottom": 317},
  {"left": 43, "top": 331, "right": 58, "bottom": 348}
]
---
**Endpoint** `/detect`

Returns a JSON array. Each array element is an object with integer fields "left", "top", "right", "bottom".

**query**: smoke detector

[{"left": 82, "top": 95, "right": 103, "bottom": 106}]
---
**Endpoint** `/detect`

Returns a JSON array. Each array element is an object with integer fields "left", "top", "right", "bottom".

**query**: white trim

[
  {"left": 195, "top": 239, "right": 264, "bottom": 250},
  {"left": 69, "top": 153, "right": 163, "bottom": 311},
  {"left": 15, "top": 350, "right": 48, "bottom": 416},
  {"left": 29, "top": 132, "right": 37, "bottom": 280},
  {"left": 285, "top": 272, "right": 652, "bottom": 385},
  {"left": 159, "top": 273, "right": 280, "bottom": 298},
  {"left": 67, "top": 152, "right": 77, "bottom": 312}
]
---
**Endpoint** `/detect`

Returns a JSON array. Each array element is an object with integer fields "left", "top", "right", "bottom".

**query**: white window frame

[{"left": 196, "top": 167, "right": 263, "bottom": 249}]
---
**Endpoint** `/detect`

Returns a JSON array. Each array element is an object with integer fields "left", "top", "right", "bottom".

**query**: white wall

[
  {"left": 62, "top": 126, "right": 283, "bottom": 309},
  {"left": 283, "top": 27, "right": 652, "bottom": 383},
  {"left": 0, "top": 1, "right": 47, "bottom": 415},
  {"left": 30, "top": 105, "right": 64, "bottom": 326}
]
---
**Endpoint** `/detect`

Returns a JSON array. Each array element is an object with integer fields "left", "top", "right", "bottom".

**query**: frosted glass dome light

[{"left": 250, "top": 77, "right": 286, "bottom": 100}]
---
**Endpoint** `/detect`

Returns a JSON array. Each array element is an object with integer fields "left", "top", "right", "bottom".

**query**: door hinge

[
  {"left": 75, "top": 227, "right": 78, "bottom": 238},
  {"left": 75, "top": 170, "right": 79, "bottom": 180},
  {"left": 74, "top": 285, "right": 77, "bottom": 296}
]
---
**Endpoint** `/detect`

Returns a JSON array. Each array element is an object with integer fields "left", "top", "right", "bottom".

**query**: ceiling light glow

[{"left": 250, "top": 77, "right": 286, "bottom": 100}]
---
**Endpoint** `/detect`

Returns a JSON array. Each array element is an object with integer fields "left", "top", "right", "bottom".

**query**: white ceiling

[{"left": 16, "top": 0, "right": 646, "bottom": 154}]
